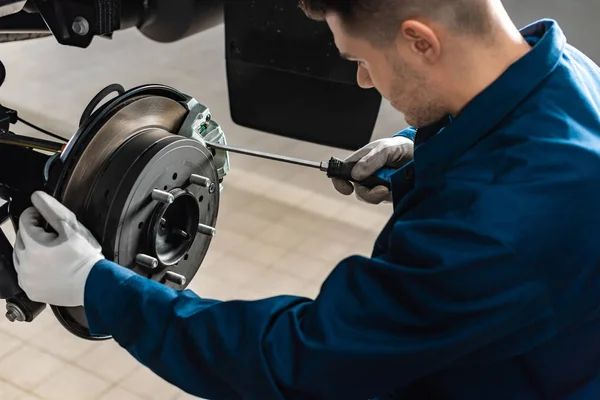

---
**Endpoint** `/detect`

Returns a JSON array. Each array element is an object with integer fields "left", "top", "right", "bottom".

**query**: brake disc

[{"left": 45, "top": 84, "right": 230, "bottom": 340}]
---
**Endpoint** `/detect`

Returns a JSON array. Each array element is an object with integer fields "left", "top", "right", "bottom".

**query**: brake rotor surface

[{"left": 51, "top": 94, "right": 220, "bottom": 340}]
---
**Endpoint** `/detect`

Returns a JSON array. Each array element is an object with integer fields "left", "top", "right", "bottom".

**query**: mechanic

[{"left": 11, "top": 0, "right": 600, "bottom": 398}]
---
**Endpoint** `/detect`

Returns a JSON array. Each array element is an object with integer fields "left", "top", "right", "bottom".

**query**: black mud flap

[{"left": 224, "top": 0, "right": 382, "bottom": 151}]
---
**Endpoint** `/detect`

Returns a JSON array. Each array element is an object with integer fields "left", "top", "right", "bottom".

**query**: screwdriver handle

[{"left": 326, "top": 157, "right": 393, "bottom": 189}]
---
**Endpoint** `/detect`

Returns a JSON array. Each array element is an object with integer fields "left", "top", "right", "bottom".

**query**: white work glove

[
  {"left": 332, "top": 136, "right": 414, "bottom": 204},
  {"left": 13, "top": 191, "right": 104, "bottom": 307}
]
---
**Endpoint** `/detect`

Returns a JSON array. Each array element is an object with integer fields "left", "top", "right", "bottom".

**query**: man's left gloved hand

[
  {"left": 13, "top": 191, "right": 104, "bottom": 307},
  {"left": 332, "top": 136, "right": 414, "bottom": 204}
]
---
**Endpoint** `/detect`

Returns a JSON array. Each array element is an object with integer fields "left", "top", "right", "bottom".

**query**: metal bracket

[{"left": 178, "top": 97, "right": 230, "bottom": 182}]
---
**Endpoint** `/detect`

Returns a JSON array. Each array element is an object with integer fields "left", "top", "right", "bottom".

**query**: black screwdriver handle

[{"left": 326, "top": 157, "right": 391, "bottom": 189}]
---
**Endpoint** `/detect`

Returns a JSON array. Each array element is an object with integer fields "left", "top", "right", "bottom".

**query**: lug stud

[
  {"left": 152, "top": 189, "right": 174, "bottom": 204},
  {"left": 173, "top": 228, "right": 190, "bottom": 239},
  {"left": 136, "top": 254, "right": 159, "bottom": 269},
  {"left": 197, "top": 223, "right": 216, "bottom": 237},
  {"left": 190, "top": 174, "right": 211, "bottom": 188},
  {"left": 165, "top": 271, "right": 186, "bottom": 286}
]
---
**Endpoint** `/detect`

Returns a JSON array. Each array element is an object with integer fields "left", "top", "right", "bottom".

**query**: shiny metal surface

[
  {"left": 4, "top": 302, "right": 25, "bottom": 322},
  {"left": 61, "top": 96, "right": 187, "bottom": 215},
  {"left": 189, "top": 173, "right": 211, "bottom": 187},
  {"left": 197, "top": 223, "right": 216, "bottom": 237},
  {"left": 207, "top": 142, "right": 324, "bottom": 170},
  {"left": 135, "top": 254, "right": 159, "bottom": 269},
  {"left": 164, "top": 271, "right": 187, "bottom": 286},
  {"left": 152, "top": 189, "right": 175, "bottom": 204}
]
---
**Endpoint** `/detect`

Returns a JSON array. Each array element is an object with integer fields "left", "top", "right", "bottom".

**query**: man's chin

[
  {"left": 401, "top": 112, "right": 416, "bottom": 127},
  {"left": 390, "top": 103, "right": 421, "bottom": 127}
]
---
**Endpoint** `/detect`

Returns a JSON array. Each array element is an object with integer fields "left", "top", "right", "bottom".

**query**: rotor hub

[
  {"left": 149, "top": 188, "right": 200, "bottom": 267},
  {"left": 44, "top": 84, "right": 229, "bottom": 340}
]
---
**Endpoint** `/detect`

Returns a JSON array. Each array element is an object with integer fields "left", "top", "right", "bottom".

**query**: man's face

[{"left": 325, "top": 13, "right": 448, "bottom": 127}]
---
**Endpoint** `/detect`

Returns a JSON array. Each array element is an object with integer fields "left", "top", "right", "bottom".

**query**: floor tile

[
  {"left": 249, "top": 160, "right": 297, "bottom": 182},
  {"left": 0, "top": 331, "right": 23, "bottom": 359},
  {"left": 244, "top": 198, "right": 296, "bottom": 223},
  {"left": 218, "top": 286, "right": 272, "bottom": 301},
  {"left": 187, "top": 272, "right": 235, "bottom": 300},
  {"left": 234, "top": 240, "right": 288, "bottom": 266},
  {"left": 33, "top": 364, "right": 110, "bottom": 400},
  {"left": 285, "top": 177, "right": 337, "bottom": 203},
  {"left": 246, "top": 269, "right": 311, "bottom": 298},
  {"left": 254, "top": 223, "right": 307, "bottom": 251},
  {"left": 174, "top": 390, "right": 207, "bottom": 400},
  {"left": 119, "top": 367, "right": 180, "bottom": 400},
  {"left": 278, "top": 209, "right": 324, "bottom": 233},
  {"left": 0, "top": 346, "right": 64, "bottom": 389},
  {"left": 97, "top": 386, "right": 145, "bottom": 400},
  {"left": 204, "top": 254, "right": 269, "bottom": 286},
  {"left": 16, "top": 395, "right": 44, "bottom": 400},
  {"left": 217, "top": 186, "right": 255, "bottom": 210},
  {"left": 0, "top": 379, "right": 26, "bottom": 400},
  {"left": 225, "top": 171, "right": 276, "bottom": 197},
  {"left": 271, "top": 251, "right": 334, "bottom": 283},
  {"left": 263, "top": 182, "right": 314, "bottom": 208},
  {"left": 336, "top": 203, "right": 392, "bottom": 232},
  {"left": 29, "top": 324, "right": 95, "bottom": 362},
  {"left": 215, "top": 212, "right": 271, "bottom": 238},
  {"left": 74, "top": 340, "right": 140, "bottom": 383},
  {"left": 297, "top": 193, "right": 348, "bottom": 219},
  {"left": 208, "top": 230, "right": 250, "bottom": 255},
  {"left": 199, "top": 248, "right": 226, "bottom": 267},
  {"left": 0, "top": 309, "right": 59, "bottom": 341},
  {"left": 295, "top": 234, "right": 353, "bottom": 264}
]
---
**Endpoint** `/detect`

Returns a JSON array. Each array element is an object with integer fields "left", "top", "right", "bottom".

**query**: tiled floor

[{"left": 0, "top": 24, "right": 402, "bottom": 399}]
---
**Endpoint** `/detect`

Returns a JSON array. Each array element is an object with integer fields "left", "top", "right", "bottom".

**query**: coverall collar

[{"left": 408, "top": 19, "right": 566, "bottom": 185}]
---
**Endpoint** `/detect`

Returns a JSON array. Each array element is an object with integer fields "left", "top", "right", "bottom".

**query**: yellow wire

[{"left": 0, "top": 139, "right": 61, "bottom": 153}]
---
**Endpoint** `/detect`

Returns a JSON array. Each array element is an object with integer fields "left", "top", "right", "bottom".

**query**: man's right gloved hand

[{"left": 332, "top": 136, "right": 414, "bottom": 204}]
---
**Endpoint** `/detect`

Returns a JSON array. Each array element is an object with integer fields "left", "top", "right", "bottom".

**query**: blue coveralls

[{"left": 84, "top": 20, "right": 600, "bottom": 399}]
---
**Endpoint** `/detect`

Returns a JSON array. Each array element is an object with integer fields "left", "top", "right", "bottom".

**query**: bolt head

[
  {"left": 72, "top": 17, "right": 89, "bottom": 36},
  {"left": 5, "top": 304, "right": 26, "bottom": 322},
  {"left": 208, "top": 182, "right": 216, "bottom": 194},
  {"left": 5, "top": 310, "right": 16, "bottom": 322}
]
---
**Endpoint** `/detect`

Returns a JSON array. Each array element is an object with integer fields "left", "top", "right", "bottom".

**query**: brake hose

[{"left": 79, "top": 83, "right": 125, "bottom": 127}]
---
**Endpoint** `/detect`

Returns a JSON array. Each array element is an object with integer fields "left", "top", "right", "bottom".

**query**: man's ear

[{"left": 398, "top": 20, "right": 442, "bottom": 62}]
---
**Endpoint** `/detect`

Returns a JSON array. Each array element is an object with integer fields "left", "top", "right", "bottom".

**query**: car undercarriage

[{"left": 0, "top": 0, "right": 382, "bottom": 340}]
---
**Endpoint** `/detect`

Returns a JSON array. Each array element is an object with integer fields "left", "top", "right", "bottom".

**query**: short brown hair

[{"left": 299, "top": 0, "right": 493, "bottom": 43}]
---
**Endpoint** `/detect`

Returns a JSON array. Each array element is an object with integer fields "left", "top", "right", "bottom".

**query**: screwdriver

[{"left": 206, "top": 142, "right": 395, "bottom": 189}]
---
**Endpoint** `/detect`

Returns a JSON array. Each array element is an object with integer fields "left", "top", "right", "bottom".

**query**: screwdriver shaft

[{"left": 207, "top": 142, "right": 325, "bottom": 170}]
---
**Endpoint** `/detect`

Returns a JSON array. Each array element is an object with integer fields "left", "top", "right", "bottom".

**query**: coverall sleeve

[
  {"left": 393, "top": 126, "right": 416, "bottom": 141},
  {"left": 84, "top": 184, "right": 554, "bottom": 400}
]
